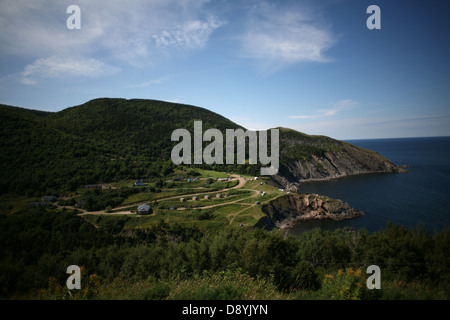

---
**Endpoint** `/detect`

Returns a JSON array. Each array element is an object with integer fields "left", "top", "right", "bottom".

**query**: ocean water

[{"left": 287, "top": 136, "right": 450, "bottom": 235}]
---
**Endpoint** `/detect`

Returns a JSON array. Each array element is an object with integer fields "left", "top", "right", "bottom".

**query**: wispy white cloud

[
  {"left": 290, "top": 99, "right": 358, "bottom": 120},
  {"left": 21, "top": 56, "right": 120, "bottom": 84},
  {"left": 152, "top": 17, "right": 223, "bottom": 51},
  {"left": 289, "top": 115, "right": 318, "bottom": 120},
  {"left": 0, "top": 0, "right": 223, "bottom": 83},
  {"left": 291, "top": 114, "right": 450, "bottom": 140},
  {"left": 239, "top": 1, "right": 335, "bottom": 72},
  {"left": 129, "top": 76, "right": 173, "bottom": 88}
]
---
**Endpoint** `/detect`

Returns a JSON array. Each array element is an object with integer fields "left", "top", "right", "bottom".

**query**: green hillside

[
  {"left": 0, "top": 99, "right": 246, "bottom": 195},
  {"left": 0, "top": 98, "right": 400, "bottom": 196}
]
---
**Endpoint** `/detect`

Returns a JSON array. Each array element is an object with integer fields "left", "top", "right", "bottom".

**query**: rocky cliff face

[
  {"left": 271, "top": 130, "right": 403, "bottom": 191},
  {"left": 255, "top": 194, "right": 364, "bottom": 230}
]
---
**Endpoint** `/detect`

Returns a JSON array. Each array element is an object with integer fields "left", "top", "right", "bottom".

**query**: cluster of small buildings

[
  {"left": 180, "top": 193, "right": 229, "bottom": 202},
  {"left": 29, "top": 195, "right": 57, "bottom": 207}
]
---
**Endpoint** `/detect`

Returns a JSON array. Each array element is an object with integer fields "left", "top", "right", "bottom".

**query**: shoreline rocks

[{"left": 255, "top": 193, "right": 364, "bottom": 230}]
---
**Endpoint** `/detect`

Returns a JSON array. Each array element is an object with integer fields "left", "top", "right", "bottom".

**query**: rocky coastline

[
  {"left": 255, "top": 193, "right": 364, "bottom": 230},
  {"left": 270, "top": 140, "right": 407, "bottom": 192}
]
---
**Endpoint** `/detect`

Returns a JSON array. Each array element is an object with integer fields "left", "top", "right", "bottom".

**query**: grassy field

[
  {"left": 74, "top": 171, "right": 290, "bottom": 233},
  {"left": 1, "top": 170, "right": 289, "bottom": 233}
]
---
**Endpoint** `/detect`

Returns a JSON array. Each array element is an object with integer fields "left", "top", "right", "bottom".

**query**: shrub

[
  {"left": 142, "top": 282, "right": 171, "bottom": 300},
  {"left": 322, "top": 267, "right": 381, "bottom": 300},
  {"left": 288, "top": 261, "right": 320, "bottom": 291}
]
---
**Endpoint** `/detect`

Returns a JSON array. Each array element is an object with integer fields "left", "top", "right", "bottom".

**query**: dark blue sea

[{"left": 287, "top": 136, "right": 450, "bottom": 235}]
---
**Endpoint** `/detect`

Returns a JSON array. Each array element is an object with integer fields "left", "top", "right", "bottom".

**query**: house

[
  {"left": 180, "top": 198, "right": 185, "bottom": 202},
  {"left": 224, "top": 194, "right": 229, "bottom": 198},
  {"left": 216, "top": 194, "right": 222, "bottom": 198},
  {"left": 254, "top": 177, "right": 258, "bottom": 180},
  {"left": 137, "top": 204, "right": 150, "bottom": 215},
  {"left": 255, "top": 201, "right": 261, "bottom": 205},
  {"left": 192, "top": 196, "right": 198, "bottom": 201},
  {"left": 217, "top": 178, "right": 228, "bottom": 182},
  {"left": 204, "top": 195, "right": 209, "bottom": 199},
  {"left": 42, "top": 196, "right": 56, "bottom": 202},
  {"left": 134, "top": 179, "right": 145, "bottom": 186}
]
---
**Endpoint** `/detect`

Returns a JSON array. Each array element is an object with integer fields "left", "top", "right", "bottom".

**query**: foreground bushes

[{"left": 0, "top": 207, "right": 449, "bottom": 299}]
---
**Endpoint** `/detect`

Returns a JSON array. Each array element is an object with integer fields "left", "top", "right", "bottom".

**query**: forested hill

[
  {"left": 47, "top": 98, "right": 243, "bottom": 158},
  {"left": 0, "top": 98, "right": 243, "bottom": 195},
  {"left": 0, "top": 98, "right": 400, "bottom": 195}
]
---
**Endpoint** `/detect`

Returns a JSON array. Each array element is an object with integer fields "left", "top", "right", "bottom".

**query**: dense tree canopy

[{"left": 0, "top": 206, "right": 448, "bottom": 299}]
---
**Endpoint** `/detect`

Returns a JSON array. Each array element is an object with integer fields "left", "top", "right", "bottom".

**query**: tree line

[{"left": 0, "top": 205, "right": 448, "bottom": 299}]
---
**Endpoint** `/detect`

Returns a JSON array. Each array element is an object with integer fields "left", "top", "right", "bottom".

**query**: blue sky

[{"left": 0, "top": 0, "right": 449, "bottom": 139}]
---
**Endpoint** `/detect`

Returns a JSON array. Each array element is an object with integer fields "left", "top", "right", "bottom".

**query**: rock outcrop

[
  {"left": 270, "top": 130, "right": 405, "bottom": 192},
  {"left": 255, "top": 193, "right": 364, "bottom": 230}
]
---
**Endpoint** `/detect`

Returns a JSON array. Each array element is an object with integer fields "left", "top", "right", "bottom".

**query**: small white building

[{"left": 137, "top": 204, "right": 150, "bottom": 215}]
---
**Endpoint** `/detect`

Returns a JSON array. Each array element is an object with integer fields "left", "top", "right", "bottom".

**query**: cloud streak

[
  {"left": 290, "top": 99, "right": 358, "bottom": 120},
  {"left": 21, "top": 56, "right": 120, "bottom": 85},
  {"left": 291, "top": 114, "right": 450, "bottom": 140},
  {"left": 239, "top": 1, "right": 335, "bottom": 72},
  {"left": 129, "top": 76, "right": 173, "bottom": 88}
]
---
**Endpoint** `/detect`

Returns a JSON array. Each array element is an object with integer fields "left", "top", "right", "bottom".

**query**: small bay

[{"left": 287, "top": 136, "right": 450, "bottom": 235}]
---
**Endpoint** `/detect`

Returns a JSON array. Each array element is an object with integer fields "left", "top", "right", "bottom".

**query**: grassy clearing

[{"left": 79, "top": 170, "right": 287, "bottom": 233}]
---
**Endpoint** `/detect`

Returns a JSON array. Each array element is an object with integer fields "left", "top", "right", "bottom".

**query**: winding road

[{"left": 57, "top": 174, "right": 250, "bottom": 216}]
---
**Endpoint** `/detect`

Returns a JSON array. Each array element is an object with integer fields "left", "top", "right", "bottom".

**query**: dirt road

[{"left": 75, "top": 174, "right": 248, "bottom": 216}]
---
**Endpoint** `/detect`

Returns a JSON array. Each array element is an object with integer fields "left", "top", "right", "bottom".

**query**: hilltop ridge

[{"left": 0, "top": 98, "right": 401, "bottom": 195}]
